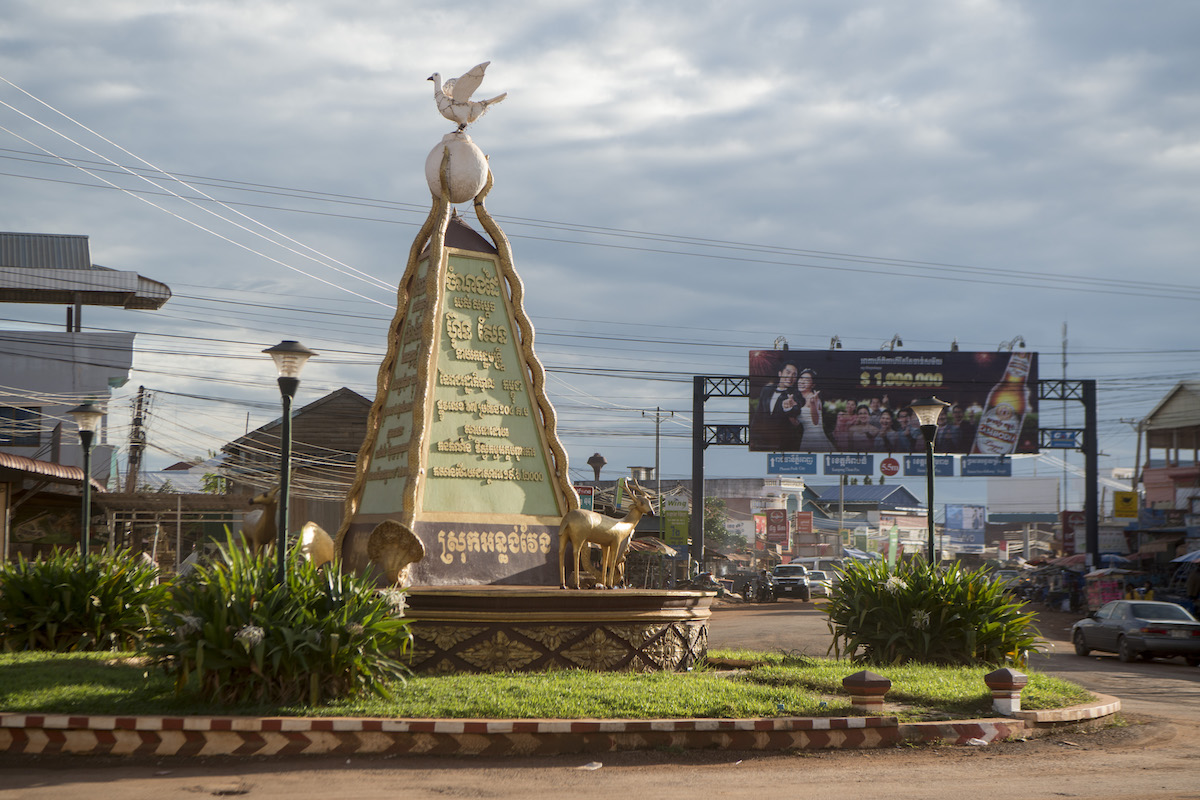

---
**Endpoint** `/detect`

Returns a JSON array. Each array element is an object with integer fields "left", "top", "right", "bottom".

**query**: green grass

[
  {"left": 724, "top": 655, "right": 1093, "bottom": 719},
  {"left": 0, "top": 649, "right": 1092, "bottom": 721}
]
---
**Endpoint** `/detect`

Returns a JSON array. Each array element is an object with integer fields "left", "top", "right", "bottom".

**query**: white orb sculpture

[{"left": 425, "top": 132, "right": 488, "bottom": 204}]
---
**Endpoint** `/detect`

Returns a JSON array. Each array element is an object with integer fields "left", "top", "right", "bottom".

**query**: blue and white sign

[
  {"left": 1047, "top": 429, "right": 1080, "bottom": 449},
  {"left": 768, "top": 453, "right": 818, "bottom": 474},
  {"left": 961, "top": 456, "right": 1012, "bottom": 477},
  {"left": 903, "top": 455, "right": 955, "bottom": 477},
  {"left": 824, "top": 453, "right": 874, "bottom": 475},
  {"left": 948, "top": 530, "right": 986, "bottom": 553}
]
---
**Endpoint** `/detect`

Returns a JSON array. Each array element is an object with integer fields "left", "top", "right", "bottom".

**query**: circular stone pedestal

[{"left": 404, "top": 586, "right": 713, "bottom": 674}]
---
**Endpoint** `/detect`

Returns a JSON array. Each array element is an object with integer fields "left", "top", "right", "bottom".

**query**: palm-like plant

[{"left": 826, "top": 558, "right": 1043, "bottom": 666}]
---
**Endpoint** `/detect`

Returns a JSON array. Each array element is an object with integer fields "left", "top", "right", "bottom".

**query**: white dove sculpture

[{"left": 428, "top": 62, "right": 507, "bottom": 130}]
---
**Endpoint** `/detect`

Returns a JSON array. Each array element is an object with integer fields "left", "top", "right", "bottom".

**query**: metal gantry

[{"left": 1037, "top": 379, "right": 1099, "bottom": 559}]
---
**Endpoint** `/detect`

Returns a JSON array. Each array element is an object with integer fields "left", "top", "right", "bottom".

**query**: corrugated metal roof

[
  {"left": 0, "top": 451, "right": 106, "bottom": 490},
  {"left": 0, "top": 232, "right": 92, "bottom": 270},
  {"left": 0, "top": 233, "right": 171, "bottom": 310}
]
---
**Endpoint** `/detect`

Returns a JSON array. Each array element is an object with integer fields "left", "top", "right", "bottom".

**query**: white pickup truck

[{"left": 771, "top": 563, "right": 811, "bottom": 601}]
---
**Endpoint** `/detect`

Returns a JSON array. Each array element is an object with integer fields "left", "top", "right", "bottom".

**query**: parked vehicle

[
  {"left": 1072, "top": 600, "right": 1200, "bottom": 665},
  {"left": 807, "top": 569, "right": 833, "bottom": 598},
  {"left": 678, "top": 571, "right": 722, "bottom": 594},
  {"left": 994, "top": 569, "right": 1022, "bottom": 584},
  {"left": 739, "top": 571, "right": 777, "bottom": 603},
  {"left": 770, "top": 563, "right": 810, "bottom": 601}
]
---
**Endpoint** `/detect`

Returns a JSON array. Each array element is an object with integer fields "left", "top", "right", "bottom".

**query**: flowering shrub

[
  {"left": 146, "top": 539, "right": 411, "bottom": 705},
  {"left": 0, "top": 548, "right": 167, "bottom": 652},
  {"left": 826, "top": 558, "right": 1044, "bottom": 666}
]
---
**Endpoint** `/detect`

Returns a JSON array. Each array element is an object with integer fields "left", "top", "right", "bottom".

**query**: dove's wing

[{"left": 449, "top": 62, "right": 490, "bottom": 102}]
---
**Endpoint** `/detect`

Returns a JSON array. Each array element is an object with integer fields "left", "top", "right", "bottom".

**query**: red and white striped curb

[
  {"left": 0, "top": 713, "right": 893, "bottom": 735},
  {"left": 0, "top": 695, "right": 1119, "bottom": 758}
]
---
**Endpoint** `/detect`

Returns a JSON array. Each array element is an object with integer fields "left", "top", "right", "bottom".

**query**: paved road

[
  {"left": 709, "top": 598, "right": 1200, "bottom": 725},
  {"left": 4, "top": 599, "right": 1199, "bottom": 799}
]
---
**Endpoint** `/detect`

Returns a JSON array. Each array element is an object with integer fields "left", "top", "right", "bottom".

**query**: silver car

[
  {"left": 807, "top": 570, "right": 833, "bottom": 598},
  {"left": 1072, "top": 600, "right": 1200, "bottom": 665}
]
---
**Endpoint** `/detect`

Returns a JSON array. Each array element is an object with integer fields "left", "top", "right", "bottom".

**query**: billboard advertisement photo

[{"left": 748, "top": 349, "right": 1038, "bottom": 455}]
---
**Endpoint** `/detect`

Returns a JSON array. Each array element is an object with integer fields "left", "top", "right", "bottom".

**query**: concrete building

[
  {"left": 1129, "top": 381, "right": 1200, "bottom": 564},
  {"left": 0, "top": 232, "right": 170, "bottom": 559}
]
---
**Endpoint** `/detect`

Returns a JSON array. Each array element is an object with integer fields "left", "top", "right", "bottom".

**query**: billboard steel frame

[{"left": 690, "top": 375, "right": 1099, "bottom": 566}]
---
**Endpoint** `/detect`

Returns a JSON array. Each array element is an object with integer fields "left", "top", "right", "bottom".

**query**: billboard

[
  {"left": 946, "top": 504, "right": 986, "bottom": 554},
  {"left": 748, "top": 349, "right": 1038, "bottom": 455}
]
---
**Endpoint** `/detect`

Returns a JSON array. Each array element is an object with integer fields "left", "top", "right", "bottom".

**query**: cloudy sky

[{"left": 2, "top": 1, "right": 1197, "bottom": 512}]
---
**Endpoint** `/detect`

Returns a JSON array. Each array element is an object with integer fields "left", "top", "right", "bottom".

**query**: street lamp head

[
  {"left": 66, "top": 401, "right": 105, "bottom": 434},
  {"left": 999, "top": 335, "right": 1026, "bottom": 352},
  {"left": 263, "top": 340, "right": 317, "bottom": 379},
  {"left": 907, "top": 397, "right": 950, "bottom": 428}
]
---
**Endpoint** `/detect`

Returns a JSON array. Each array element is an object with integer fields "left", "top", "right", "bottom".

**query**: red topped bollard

[
  {"left": 843, "top": 670, "right": 891, "bottom": 713},
  {"left": 984, "top": 667, "right": 1029, "bottom": 715}
]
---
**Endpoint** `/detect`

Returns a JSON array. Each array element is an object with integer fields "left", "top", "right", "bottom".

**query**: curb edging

[{"left": 0, "top": 694, "right": 1120, "bottom": 758}]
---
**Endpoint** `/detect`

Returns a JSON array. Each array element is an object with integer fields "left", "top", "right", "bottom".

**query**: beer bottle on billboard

[{"left": 971, "top": 351, "right": 1031, "bottom": 455}]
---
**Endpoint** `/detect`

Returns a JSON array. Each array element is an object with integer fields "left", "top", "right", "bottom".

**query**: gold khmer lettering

[
  {"left": 463, "top": 423, "right": 509, "bottom": 437},
  {"left": 438, "top": 526, "right": 552, "bottom": 565},
  {"left": 445, "top": 265, "right": 501, "bottom": 297}
]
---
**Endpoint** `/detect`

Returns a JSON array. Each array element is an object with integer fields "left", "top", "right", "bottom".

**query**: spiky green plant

[
  {"left": 826, "top": 558, "right": 1044, "bottom": 666},
  {"left": 145, "top": 538, "right": 411, "bottom": 705},
  {"left": 0, "top": 548, "right": 167, "bottom": 652}
]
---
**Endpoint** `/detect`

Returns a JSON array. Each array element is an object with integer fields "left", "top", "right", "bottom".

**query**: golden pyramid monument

[{"left": 335, "top": 66, "right": 575, "bottom": 586}]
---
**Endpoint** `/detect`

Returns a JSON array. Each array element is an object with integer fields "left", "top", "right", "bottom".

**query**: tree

[
  {"left": 703, "top": 497, "right": 744, "bottom": 551},
  {"left": 201, "top": 472, "right": 227, "bottom": 494}
]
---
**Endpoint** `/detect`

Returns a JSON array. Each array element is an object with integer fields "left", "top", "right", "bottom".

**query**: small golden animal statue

[
  {"left": 367, "top": 520, "right": 426, "bottom": 586},
  {"left": 298, "top": 521, "right": 335, "bottom": 569},
  {"left": 240, "top": 486, "right": 279, "bottom": 555},
  {"left": 558, "top": 480, "right": 655, "bottom": 589}
]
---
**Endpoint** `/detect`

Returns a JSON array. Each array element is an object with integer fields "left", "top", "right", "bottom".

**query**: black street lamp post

[
  {"left": 263, "top": 340, "right": 316, "bottom": 585},
  {"left": 907, "top": 397, "right": 950, "bottom": 563},
  {"left": 67, "top": 402, "right": 105, "bottom": 566}
]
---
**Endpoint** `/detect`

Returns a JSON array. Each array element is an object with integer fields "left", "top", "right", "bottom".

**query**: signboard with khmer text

[{"left": 336, "top": 214, "right": 574, "bottom": 585}]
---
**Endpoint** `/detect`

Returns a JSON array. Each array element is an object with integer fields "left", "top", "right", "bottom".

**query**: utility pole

[
  {"left": 125, "top": 386, "right": 147, "bottom": 493},
  {"left": 643, "top": 407, "right": 674, "bottom": 511}
]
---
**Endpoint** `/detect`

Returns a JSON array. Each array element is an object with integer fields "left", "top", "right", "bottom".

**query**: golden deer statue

[
  {"left": 558, "top": 480, "right": 654, "bottom": 589},
  {"left": 240, "top": 486, "right": 279, "bottom": 556}
]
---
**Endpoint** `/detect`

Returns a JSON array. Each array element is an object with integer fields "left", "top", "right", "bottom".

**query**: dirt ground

[{"left": 3, "top": 715, "right": 1194, "bottom": 800}]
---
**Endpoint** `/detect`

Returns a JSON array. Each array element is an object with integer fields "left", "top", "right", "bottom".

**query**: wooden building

[{"left": 222, "top": 387, "right": 371, "bottom": 535}]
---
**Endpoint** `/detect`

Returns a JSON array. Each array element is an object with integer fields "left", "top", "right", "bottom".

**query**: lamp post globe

[{"left": 262, "top": 340, "right": 316, "bottom": 585}]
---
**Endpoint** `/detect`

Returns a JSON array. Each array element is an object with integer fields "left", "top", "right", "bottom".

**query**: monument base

[{"left": 404, "top": 586, "right": 713, "bottom": 673}]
